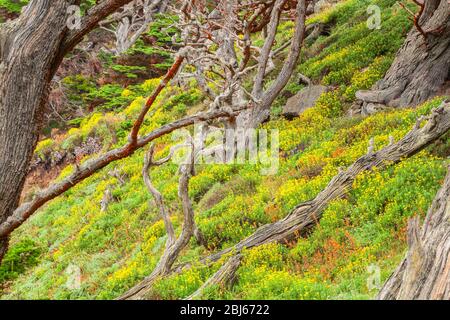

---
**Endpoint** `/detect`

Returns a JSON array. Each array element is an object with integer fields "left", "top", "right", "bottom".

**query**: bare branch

[
  {"left": 143, "top": 145, "right": 176, "bottom": 245},
  {"left": 121, "top": 102, "right": 450, "bottom": 300},
  {"left": 119, "top": 138, "right": 199, "bottom": 300},
  {"left": 205, "top": 101, "right": 450, "bottom": 262},
  {"left": 0, "top": 98, "right": 245, "bottom": 239},
  {"left": 129, "top": 53, "right": 185, "bottom": 145},
  {"left": 62, "top": 0, "right": 136, "bottom": 54},
  {"left": 252, "top": 0, "right": 285, "bottom": 98},
  {"left": 251, "top": 0, "right": 307, "bottom": 126},
  {"left": 100, "top": 0, "right": 170, "bottom": 54},
  {"left": 100, "top": 188, "right": 113, "bottom": 212}
]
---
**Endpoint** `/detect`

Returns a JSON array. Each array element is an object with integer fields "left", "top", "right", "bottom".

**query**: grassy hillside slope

[{"left": 1, "top": 0, "right": 448, "bottom": 300}]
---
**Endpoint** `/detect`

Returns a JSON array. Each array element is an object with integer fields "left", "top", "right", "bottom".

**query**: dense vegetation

[{"left": 0, "top": 0, "right": 448, "bottom": 299}]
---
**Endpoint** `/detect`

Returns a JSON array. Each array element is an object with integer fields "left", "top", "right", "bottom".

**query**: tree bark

[
  {"left": 377, "top": 165, "right": 450, "bottom": 300},
  {"left": 356, "top": 0, "right": 449, "bottom": 114},
  {"left": 246, "top": 0, "right": 307, "bottom": 128},
  {"left": 0, "top": 0, "right": 154, "bottom": 265},
  {"left": 0, "top": 236, "right": 8, "bottom": 263},
  {"left": 0, "top": 0, "right": 76, "bottom": 251}
]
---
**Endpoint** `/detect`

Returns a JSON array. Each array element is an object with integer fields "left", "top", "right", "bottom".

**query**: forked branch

[
  {"left": 62, "top": 0, "right": 137, "bottom": 54},
  {"left": 120, "top": 139, "right": 199, "bottom": 299}
]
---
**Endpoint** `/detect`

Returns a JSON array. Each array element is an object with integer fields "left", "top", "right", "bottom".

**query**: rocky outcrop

[
  {"left": 282, "top": 85, "right": 329, "bottom": 118},
  {"left": 314, "top": 0, "right": 341, "bottom": 12}
]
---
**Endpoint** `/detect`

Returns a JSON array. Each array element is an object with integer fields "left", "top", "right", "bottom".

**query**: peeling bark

[{"left": 0, "top": 0, "right": 76, "bottom": 257}]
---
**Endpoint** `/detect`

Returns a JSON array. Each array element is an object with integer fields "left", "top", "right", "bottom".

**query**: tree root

[
  {"left": 194, "top": 226, "right": 208, "bottom": 248},
  {"left": 355, "top": 86, "right": 404, "bottom": 106},
  {"left": 353, "top": 1, "right": 449, "bottom": 113}
]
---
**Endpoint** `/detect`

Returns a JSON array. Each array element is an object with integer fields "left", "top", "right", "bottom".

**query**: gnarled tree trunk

[
  {"left": 0, "top": 0, "right": 138, "bottom": 265},
  {"left": 377, "top": 165, "right": 450, "bottom": 300},
  {"left": 356, "top": 0, "right": 449, "bottom": 115},
  {"left": 0, "top": 0, "right": 76, "bottom": 258}
]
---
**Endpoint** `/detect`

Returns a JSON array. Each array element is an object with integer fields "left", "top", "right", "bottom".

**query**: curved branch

[
  {"left": 143, "top": 145, "right": 176, "bottom": 245},
  {"left": 205, "top": 101, "right": 450, "bottom": 262},
  {"left": 186, "top": 254, "right": 242, "bottom": 300},
  {"left": 61, "top": 0, "right": 136, "bottom": 54},
  {"left": 0, "top": 106, "right": 244, "bottom": 239},
  {"left": 121, "top": 101, "right": 450, "bottom": 300},
  {"left": 129, "top": 54, "right": 185, "bottom": 144},
  {"left": 355, "top": 85, "right": 405, "bottom": 105}
]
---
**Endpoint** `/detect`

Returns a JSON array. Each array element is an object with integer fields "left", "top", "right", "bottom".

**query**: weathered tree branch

[
  {"left": 62, "top": 0, "right": 137, "bottom": 54},
  {"left": 119, "top": 139, "right": 198, "bottom": 300},
  {"left": 205, "top": 101, "right": 450, "bottom": 262},
  {"left": 100, "top": 0, "right": 170, "bottom": 54},
  {"left": 0, "top": 106, "right": 243, "bottom": 239},
  {"left": 129, "top": 54, "right": 185, "bottom": 144},
  {"left": 247, "top": 0, "right": 307, "bottom": 127},
  {"left": 252, "top": 0, "right": 285, "bottom": 98},
  {"left": 0, "top": 48, "right": 245, "bottom": 240},
  {"left": 355, "top": 0, "right": 449, "bottom": 113},
  {"left": 143, "top": 144, "right": 177, "bottom": 245},
  {"left": 120, "top": 101, "right": 450, "bottom": 299}
]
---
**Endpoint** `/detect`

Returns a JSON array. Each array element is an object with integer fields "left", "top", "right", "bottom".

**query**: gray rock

[
  {"left": 314, "top": 0, "right": 340, "bottom": 13},
  {"left": 282, "top": 85, "right": 328, "bottom": 118},
  {"left": 361, "top": 102, "right": 390, "bottom": 116}
]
